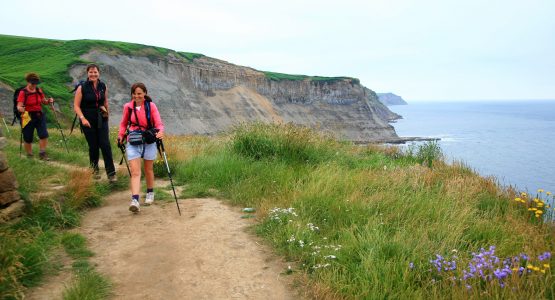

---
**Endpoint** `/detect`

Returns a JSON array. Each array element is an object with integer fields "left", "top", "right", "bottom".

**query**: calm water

[{"left": 389, "top": 100, "right": 555, "bottom": 194}]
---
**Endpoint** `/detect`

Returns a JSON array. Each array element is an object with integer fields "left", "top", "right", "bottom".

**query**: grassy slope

[{"left": 167, "top": 123, "right": 554, "bottom": 299}]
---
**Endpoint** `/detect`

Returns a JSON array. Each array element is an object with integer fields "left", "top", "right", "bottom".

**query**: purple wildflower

[{"left": 538, "top": 252, "right": 551, "bottom": 261}]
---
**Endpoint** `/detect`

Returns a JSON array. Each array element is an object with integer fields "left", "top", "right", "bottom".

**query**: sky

[{"left": 1, "top": 0, "right": 554, "bottom": 101}]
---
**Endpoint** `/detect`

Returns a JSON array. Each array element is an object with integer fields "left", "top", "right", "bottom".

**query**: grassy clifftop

[{"left": 0, "top": 34, "right": 202, "bottom": 111}]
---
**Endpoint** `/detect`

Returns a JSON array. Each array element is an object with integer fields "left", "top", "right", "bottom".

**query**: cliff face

[
  {"left": 377, "top": 93, "right": 408, "bottom": 106},
  {"left": 69, "top": 51, "right": 401, "bottom": 142}
]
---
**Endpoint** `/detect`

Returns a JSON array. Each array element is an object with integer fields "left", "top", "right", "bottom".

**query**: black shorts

[{"left": 22, "top": 111, "right": 49, "bottom": 143}]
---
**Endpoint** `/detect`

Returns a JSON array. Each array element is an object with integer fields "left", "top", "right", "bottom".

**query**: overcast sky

[{"left": 1, "top": 0, "right": 554, "bottom": 101}]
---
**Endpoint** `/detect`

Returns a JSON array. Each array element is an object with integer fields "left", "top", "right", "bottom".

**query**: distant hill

[
  {"left": 377, "top": 93, "right": 408, "bottom": 105},
  {"left": 0, "top": 34, "right": 403, "bottom": 142}
]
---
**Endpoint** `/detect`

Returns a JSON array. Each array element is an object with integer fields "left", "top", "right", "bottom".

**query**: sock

[
  {"left": 132, "top": 194, "right": 139, "bottom": 201},
  {"left": 147, "top": 188, "right": 153, "bottom": 194}
]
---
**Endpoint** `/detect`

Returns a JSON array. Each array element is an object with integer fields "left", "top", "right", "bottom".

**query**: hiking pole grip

[
  {"left": 158, "top": 139, "right": 181, "bottom": 216},
  {"left": 117, "top": 142, "right": 131, "bottom": 177}
]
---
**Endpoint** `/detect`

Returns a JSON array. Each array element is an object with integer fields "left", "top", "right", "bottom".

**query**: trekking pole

[
  {"left": 49, "top": 103, "right": 69, "bottom": 153},
  {"left": 157, "top": 139, "right": 181, "bottom": 216},
  {"left": 117, "top": 141, "right": 131, "bottom": 177},
  {"left": 69, "top": 114, "right": 78, "bottom": 135},
  {"left": 19, "top": 126, "right": 22, "bottom": 157}
]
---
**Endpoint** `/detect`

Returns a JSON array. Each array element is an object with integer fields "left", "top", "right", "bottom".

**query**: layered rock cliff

[{"left": 68, "top": 51, "right": 401, "bottom": 142}]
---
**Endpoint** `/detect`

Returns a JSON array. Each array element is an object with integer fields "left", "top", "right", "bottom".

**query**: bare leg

[
  {"left": 24, "top": 142, "right": 32, "bottom": 155},
  {"left": 144, "top": 160, "right": 155, "bottom": 190},
  {"left": 130, "top": 158, "right": 142, "bottom": 196},
  {"left": 39, "top": 138, "right": 47, "bottom": 152}
]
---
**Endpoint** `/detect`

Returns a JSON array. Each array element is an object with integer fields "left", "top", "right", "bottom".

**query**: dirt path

[{"left": 78, "top": 182, "right": 298, "bottom": 299}]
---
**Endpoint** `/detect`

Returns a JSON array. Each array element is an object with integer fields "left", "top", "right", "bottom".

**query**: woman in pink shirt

[{"left": 117, "top": 83, "right": 164, "bottom": 213}]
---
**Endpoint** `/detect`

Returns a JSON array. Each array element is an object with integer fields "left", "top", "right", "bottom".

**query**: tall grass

[
  {"left": 0, "top": 130, "right": 113, "bottom": 299},
  {"left": 172, "top": 123, "right": 554, "bottom": 299}
]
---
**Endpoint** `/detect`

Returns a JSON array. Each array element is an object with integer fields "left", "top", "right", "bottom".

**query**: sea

[{"left": 389, "top": 100, "right": 555, "bottom": 195}]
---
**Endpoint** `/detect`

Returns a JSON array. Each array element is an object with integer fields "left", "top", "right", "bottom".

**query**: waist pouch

[
  {"left": 29, "top": 111, "right": 43, "bottom": 120},
  {"left": 128, "top": 130, "right": 144, "bottom": 145}
]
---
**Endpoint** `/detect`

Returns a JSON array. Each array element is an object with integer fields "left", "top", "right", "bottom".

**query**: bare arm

[{"left": 73, "top": 86, "right": 91, "bottom": 128}]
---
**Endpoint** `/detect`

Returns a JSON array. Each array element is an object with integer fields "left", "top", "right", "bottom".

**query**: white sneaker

[
  {"left": 145, "top": 192, "right": 154, "bottom": 206},
  {"left": 129, "top": 199, "right": 140, "bottom": 213}
]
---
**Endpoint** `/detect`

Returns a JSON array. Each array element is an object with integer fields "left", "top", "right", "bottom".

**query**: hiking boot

[
  {"left": 108, "top": 174, "right": 117, "bottom": 183},
  {"left": 26, "top": 153, "right": 34, "bottom": 159},
  {"left": 39, "top": 152, "right": 50, "bottom": 161},
  {"left": 129, "top": 199, "right": 140, "bottom": 213},
  {"left": 145, "top": 192, "right": 154, "bottom": 206}
]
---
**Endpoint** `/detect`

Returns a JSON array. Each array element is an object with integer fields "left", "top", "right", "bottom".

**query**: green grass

[
  {"left": 263, "top": 71, "right": 359, "bottom": 84},
  {"left": 177, "top": 51, "right": 204, "bottom": 61},
  {"left": 0, "top": 128, "right": 113, "bottom": 299},
  {"left": 62, "top": 269, "right": 111, "bottom": 300},
  {"left": 170, "top": 123, "right": 555, "bottom": 299}
]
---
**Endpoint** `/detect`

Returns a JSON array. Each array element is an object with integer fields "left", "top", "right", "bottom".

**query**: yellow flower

[
  {"left": 515, "top": 197, "right": 522, "bottom": 202},
  {"left": 531, "top": 208, "right": 538, "bottom": 211},
  {"left": 536, "top": 210, "right": 544, "bottom": 214},
  {"left": 528, "top": 208, "right": 534, "bottom": 211},
  {"left": 512, "top": 267, "right": 520, "bottom": 272},
  {"left": 544, "top": 264, "right": 550, "bottom": 269},
  {"left": 547, "top": 205, "right": 551, "bottom": 208},
  {"left": 527, "top": 265, "right": 534, "bottom": 269},
  {"left": 534, "top": 198, "right": 539, "bottom": 203},
  {"left": 541, "top": 269, "right": 546, "bottom": 274},
  {"left": 547, "top": 192, "right": 552, "bottom": 196},
  {"left": 538, "top": 189, "right": 544, "bottom": 193},
  {"left": 534, "top": 267, "right": 541, "bottom": 271}
]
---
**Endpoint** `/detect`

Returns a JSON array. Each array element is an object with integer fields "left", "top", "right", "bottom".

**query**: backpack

[{"left": 12, "top": 87, "right": 43, "bottom": 125}]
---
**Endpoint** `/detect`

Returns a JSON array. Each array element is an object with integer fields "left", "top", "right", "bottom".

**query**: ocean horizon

[{"left": 389, "top": 99, "right": 555, "bottom": 195}]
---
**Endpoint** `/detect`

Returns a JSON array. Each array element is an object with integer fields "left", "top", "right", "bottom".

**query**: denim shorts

[{"left": 126, "top": 143, "right": 158, "bottom": 161}]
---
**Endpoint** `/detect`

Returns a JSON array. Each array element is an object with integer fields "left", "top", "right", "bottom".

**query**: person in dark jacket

[{"left": 73, "top": 64, "right": 117, "bottom": 182}]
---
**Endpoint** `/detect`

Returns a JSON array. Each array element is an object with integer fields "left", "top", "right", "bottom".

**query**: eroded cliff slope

[{"left": 69, "top": 51, "right": 400, "bottom": 142}]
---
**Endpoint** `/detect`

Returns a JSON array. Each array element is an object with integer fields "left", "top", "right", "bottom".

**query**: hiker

[
  {"left": 16, "top": 73, "right": 54, "bottom": 160},
  {"left": 73, "top": 64, "right": 117, "bottom": 182},
  {"left": 117, "top": 83, "right": 164, "bottom": 212}
]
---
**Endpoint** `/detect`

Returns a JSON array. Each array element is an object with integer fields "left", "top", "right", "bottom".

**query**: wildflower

[
  {"left": 534, "top": 198, "right": 539, "bottom": 203},
  {"left": 540, "top": 269, "right": 546, "bottom": 274},
  {"left": 547, "top": 192, "right": 552, "bottom": 196},
  {"left": 527, "top": 265, "right": 534, "bottom": 270},
  {"left": 543, "top": 264, "right": 550, "bottom": 269},
  {"left": 521, "top": 192, "right": 527, "bottom": 196},
  {"left": 514, "top": 197, "right": 521, "bottom": 202},
  {"left": 534, "top": 267, "right": 540, "bottom": 272},
  {"left": 538, "top": 252, "right": 551, "bottom": 261},
  {"left": 409, "top": 262, "right": 414, "bottom": 269},
  {"left": 538, "top": 189, "right": 544, "bottom": 193}
]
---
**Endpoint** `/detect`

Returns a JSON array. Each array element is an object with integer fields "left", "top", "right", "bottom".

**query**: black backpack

[{"left": 12, "top": 87, "right": 43, "bottom": 125}]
